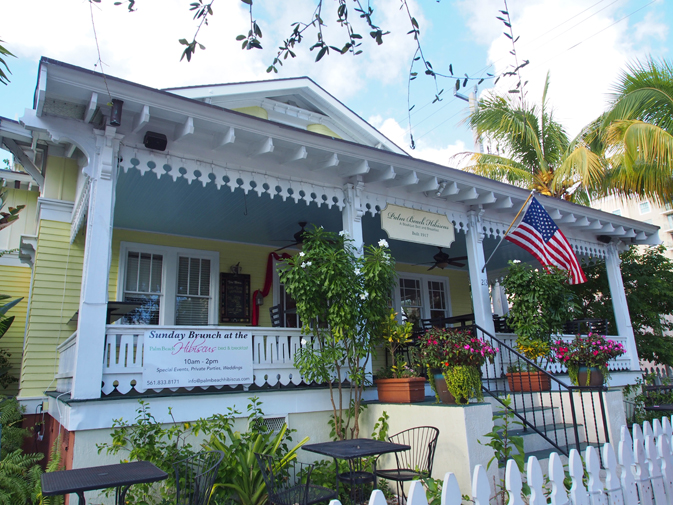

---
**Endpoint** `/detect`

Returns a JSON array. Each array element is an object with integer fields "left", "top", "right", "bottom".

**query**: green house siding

[
  {"left": 20, "top": 220, "right": 84, "bottom": 399},
  {"left": 0, "top": 265, "right": 31, "bottom": 396}
]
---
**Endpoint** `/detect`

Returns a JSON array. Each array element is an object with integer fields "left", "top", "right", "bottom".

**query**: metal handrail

[{"left": 470, "top": 323, "right": 610, "bottom": 458}]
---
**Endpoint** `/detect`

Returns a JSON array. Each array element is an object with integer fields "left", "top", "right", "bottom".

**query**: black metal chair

[
  {"left": 255, "top": 453, "right": 337, "bottom": 505},
  {"left": 173, "top": 450, "right": 224, "bottom": 505},
  {"left": 375, "top": 426, "right": 440, "bottom": 501},
  {"left": 270, "top": 304, "right": 284, "bottom": 327}
]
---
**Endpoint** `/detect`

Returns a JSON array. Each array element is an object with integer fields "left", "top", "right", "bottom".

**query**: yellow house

[{"left": 0, "top": 58, "right": 658, "bottom": 482}]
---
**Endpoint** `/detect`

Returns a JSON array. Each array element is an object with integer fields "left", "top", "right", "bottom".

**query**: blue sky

[{"left": 1, "top": 0, "right": 671, "bottom": 165}]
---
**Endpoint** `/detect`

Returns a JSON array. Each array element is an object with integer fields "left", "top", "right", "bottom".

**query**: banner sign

[
  {"left": 142, "top": 328, "right": 253, "bottom": 389},
  {"left": 380, "top": 204, "right": 455, "bottom": 248}
]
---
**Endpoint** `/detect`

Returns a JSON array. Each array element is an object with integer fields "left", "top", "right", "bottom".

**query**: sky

[{"left": 0, "top": 0, "right": 671, "bottom": 167}]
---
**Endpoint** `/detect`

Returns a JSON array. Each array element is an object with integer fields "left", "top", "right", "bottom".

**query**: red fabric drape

[{"left": 251, "top": 252, "right": 292, "bottom": 326}]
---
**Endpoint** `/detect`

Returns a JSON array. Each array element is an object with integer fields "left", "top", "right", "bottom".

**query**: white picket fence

[{"left": 330, "top": 416, "right": 673, "bottom": 505}]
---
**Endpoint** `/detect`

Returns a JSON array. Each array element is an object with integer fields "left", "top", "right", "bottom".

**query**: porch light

[
  {"left": 255, "top": 291, "right": 264, "bottom": 306},
  {"left": 109, "top": 99, "right": 124, "bottom": 127}
]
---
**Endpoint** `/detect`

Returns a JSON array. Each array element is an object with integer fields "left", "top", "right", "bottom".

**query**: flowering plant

[
  {"left": 419, "top": 327, "right": 498, "bottom": 369},
  {"left": 550, "top": 333, "right": 625, "bottom": 385},
  {"left": 419, "top": 327, "right": 498, "bottom": 403}
]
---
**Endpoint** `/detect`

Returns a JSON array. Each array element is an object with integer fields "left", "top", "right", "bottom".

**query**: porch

[{"left": 54, "top": 322, "right": 637, "bottom": 397}]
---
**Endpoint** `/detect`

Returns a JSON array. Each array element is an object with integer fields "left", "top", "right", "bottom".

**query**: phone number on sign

[{"left": 145, "top": 379, "right": 179, "bottom": 387}]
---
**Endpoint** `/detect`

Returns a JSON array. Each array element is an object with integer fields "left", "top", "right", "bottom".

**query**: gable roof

[{"left": 166, "top": 77, "right": 408, "bottom": 155}]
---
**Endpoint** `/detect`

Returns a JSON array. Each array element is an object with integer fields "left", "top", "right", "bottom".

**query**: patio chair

[
  {"left": 173, "top": 450, "right": 224, "bottom": 505},
  {"left": 255, "top": 453, "right": 337, "bottom": 505},
  {"left": 375, "top": 426, "right": 440, "bottom": 501}
]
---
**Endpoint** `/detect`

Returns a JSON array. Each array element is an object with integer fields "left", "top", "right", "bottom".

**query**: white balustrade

[{"left": 55, "top": 332, "right": 77, "bottom": 393}]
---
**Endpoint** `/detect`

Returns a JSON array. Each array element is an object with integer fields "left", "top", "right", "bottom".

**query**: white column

[
  {"left": 466, "top": 210, "right": 496, "bottom": 336},
  {"left": 342, "top": 181, "right": 364, "bottom": 253},
  {"left": 71, "top": 127, "right": 122, "bottom": 399},
  {"left": 605, "top": 244, "right": 640, "bottom": 370}
]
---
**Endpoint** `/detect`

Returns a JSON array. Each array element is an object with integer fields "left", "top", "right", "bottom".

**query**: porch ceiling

[{"left": 114, "top": 168, "right": 530, "bottom": 273}]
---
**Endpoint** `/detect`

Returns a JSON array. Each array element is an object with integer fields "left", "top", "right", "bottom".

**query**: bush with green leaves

[
  {"left": 0, "top": 296, "right": 21, "bottom": 389},
  {"left": 98, "top": 397, "right": 306, "bottom": 505},
  {"left": 502, "top": 260, "right": 576, "bottom": 360},
  {"left": 0, "top": 396, "right": 43, "bottom": 505},
  {"left": 277, "top": 226, "right": 397, "bottom": 440}
]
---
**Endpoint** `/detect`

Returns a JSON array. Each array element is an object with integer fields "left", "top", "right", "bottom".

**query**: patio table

[
  {"left": 302, "top": 439, "right": 410, "bottom": 503},
  {"left": 40, "top": 460, "right": 168, "bottom": 505}
]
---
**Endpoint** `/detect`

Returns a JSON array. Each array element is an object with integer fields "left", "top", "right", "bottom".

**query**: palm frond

[{"left": 460, "top": 152, "right": 534, "bottom": 187}]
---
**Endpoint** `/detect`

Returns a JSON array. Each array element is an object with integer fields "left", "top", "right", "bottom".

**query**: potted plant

[
  {"left": 419, "top": 327, "right": 497, "bottom": 404},
  {"left": 374, "top": 310, "right": 426, "bottom": 403},
  {"left": 551, "top": 333, "right": 625, "bottom": 386},
  {"left": 502, "top": 260, "right": 576, "bottom": 392}
]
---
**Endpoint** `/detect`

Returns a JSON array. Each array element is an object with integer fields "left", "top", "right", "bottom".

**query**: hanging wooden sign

[{"left": 380, "top": 204, "right": 455, "bottom": 248}]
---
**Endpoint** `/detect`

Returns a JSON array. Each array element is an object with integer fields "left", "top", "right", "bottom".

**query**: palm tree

[
  {"left": 460, "top": 73, "right": 606, "bottom": 204},
  {"left": 600, "top": 58, "right": 673, "bottom": 203}
]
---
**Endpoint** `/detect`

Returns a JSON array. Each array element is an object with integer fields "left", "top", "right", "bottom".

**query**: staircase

[{"left": 473, "top": 324, "right": 610, "bottom": 461}]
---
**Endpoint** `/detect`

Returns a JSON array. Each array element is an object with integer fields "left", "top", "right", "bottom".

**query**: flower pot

[
  {"left": 577, "top": 366, "right": 604, "bottom": 387},
  {"left": 375, "top": 377, "right": 427, "bottom": 403},
  {"left": 433, "top": 374, "right": 468, "bottom": 404},
  {"left": 507, "top": 371, "right": 552, "bottom": 392}
]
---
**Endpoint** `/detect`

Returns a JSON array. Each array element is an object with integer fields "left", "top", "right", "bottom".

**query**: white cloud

[
  {"left": 369, "top": 114, "right": 468, "bottom": 167},
  {"left": 459, "top": 0, "right": 670, "bottom": 138}
]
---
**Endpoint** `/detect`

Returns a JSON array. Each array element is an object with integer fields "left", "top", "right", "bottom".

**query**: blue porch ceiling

[{"left": 113, "top": 169, "right": 530, "bottom": 271}]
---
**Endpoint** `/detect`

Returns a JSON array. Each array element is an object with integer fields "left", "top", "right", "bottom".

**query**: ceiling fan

[
  {"left": 273, "top": 222, "right": 308, "bottom": 252},
  {"left": 419, "top": 247, "right": 468, "bottom": 270}
]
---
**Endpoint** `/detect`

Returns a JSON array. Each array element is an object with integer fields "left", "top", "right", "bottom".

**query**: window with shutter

[
  {"left": 176, "top": 257, "right": 211, "bottom": 325},
  {"left": 122, "top": 251, "right": 163, "bottom": 324}
]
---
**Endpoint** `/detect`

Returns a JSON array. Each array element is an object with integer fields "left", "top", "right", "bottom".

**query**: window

[
  {"left": 611, "top": 209, "right": 621, "bottom": 216},
  {"left": 118, "top": 242, "right": 219, "bottom": 325},
  {"left": 396, "top": 274, "right": 450, "bottom": 331},
  {"left": 640, "top": 201, "right": 651, "bottom": 214},
  {"left": 668, "top": 215, "right": 673, "bottom": 230},
  {"left": 273, "top": 260, "right": 302, "bottom": 328}
]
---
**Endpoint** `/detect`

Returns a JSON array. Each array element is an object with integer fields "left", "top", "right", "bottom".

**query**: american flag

[{"left": 505, "top": 197, "right": 587, "bottom": 285}]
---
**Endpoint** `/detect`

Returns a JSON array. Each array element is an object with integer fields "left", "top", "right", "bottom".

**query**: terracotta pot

[
  {"left": 375, "top": 377, "right": 427, "bottom": 403},
  {"left": 507, "top": 371, "right": 552, "bottom": 392},
  {"left": 433, "top": 373, "right": 468, "bottom": 404},
  {"left": 577, "top": 366, "right": 604, "bottom": 387}
]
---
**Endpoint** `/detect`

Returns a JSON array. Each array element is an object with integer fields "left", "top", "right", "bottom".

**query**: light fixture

[
  {"left": 109, "top": 99, "right": 124, "bottom": 126},
  {"left": 436, "top": 181, "right": 447, "bottom": 197},
  {"left": 255, "top": 292, "right": 264, "bottom": 306}
]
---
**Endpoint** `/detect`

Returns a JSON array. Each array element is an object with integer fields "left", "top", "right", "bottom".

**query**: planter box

[
  {"left": 507, "top": 371, "right": 552, "bottom": 392},
  {"left": 577, "top": 366, "right": 604, "bottom": 387},
  {"left": 375, "top": 377, "right": 427, "bottom": 403}
]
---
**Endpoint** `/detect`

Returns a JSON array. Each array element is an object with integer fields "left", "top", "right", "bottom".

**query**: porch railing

[
  {"left": 496, "top": 333, "right": 632, "bottom": 374},
  {"left": 57, "top": 325, "right": 327, "bottom": 395},
  {"left": 476, "top": 324, "right": 611, "bottom": 459}
]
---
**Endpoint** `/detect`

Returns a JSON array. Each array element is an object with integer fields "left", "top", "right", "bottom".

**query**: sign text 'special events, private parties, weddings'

[{"left": 142, "top": 328, "right": 253, "bottom": 389}]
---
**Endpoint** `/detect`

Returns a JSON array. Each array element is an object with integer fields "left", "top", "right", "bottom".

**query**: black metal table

[
  {"left": 41, "top": 460, "right": 168, "bottom": 505},
  {"left": 302, "top": 439, "right": 410, "bottom": 503}
]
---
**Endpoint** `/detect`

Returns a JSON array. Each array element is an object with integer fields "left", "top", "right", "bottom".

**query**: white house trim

[{"left": 37, "top": 197, "right": 74, "bottom": 223}]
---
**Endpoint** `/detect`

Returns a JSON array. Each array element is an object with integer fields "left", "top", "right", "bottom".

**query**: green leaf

[{"left": 236, "top": 35, "right": 246, "bottom": 41}]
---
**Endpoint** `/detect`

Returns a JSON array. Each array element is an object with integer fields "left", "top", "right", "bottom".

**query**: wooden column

[{"left": 466, "top": 209, "right": 497, "bottom": 336}]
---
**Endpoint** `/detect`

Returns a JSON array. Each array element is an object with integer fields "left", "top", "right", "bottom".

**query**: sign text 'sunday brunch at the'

[{"left": 142, "top": 328, "right": 253, "bottom": 389}]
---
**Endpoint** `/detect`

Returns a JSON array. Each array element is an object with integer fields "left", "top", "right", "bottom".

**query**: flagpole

[{"left": 481, "top": 191, "right": 535, "bottom": 273}]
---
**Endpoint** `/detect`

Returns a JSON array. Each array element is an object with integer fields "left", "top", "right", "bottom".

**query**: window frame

[
  {"left": 639, "top": 201, "right": 651, "bottom": 215},
  {"left": 117, "top": 242, "right": 219, "bottom": 325},
  {"left": 394, "top": 273, "right": 452, "bottom": 325}
]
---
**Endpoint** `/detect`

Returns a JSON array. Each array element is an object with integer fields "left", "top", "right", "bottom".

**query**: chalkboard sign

[{"left": 220, "top": 273, "right": 251, "bottom": 323}]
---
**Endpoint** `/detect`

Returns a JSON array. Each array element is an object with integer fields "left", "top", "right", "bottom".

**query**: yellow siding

[
  {"left": 0, "top": 265, "right": 31, "bottom": 396},
  {"left": 110, "top": 229, "right": 277, "bottom": 327},
  {"left": 43, "top": 156, "right": 78, "bottom": 202},
  {"left": 20, "top": 220, "right": 84, "bottom": 398},
  {"left": 0, "top": 188, "right": 38, "bottom": 251},
  {"left": 233, "top": 106, "right": 269, "bottom": 120},
  {"left": 306, "top": 124, "right": 342, "bottom": 139}
]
